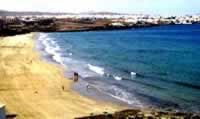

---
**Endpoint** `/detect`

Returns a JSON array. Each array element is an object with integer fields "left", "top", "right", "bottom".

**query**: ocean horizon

[{"left": 36, "top": 24, "right": 200, "bottom": 113}]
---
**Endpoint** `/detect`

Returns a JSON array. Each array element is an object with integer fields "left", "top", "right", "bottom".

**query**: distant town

[{"left": 1, "top": 11, "right": 200, "bottom": 36}]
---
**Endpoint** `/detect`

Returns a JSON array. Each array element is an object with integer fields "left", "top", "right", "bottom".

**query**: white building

[{"left": 110, "top": 22, "right": 124, "bottom": 27}]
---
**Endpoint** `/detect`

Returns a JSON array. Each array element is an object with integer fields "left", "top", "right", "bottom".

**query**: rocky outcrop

[
  {"left": 0, "top": 18, "right": 56, "bottom": 36},
  {"left": 75, "top": 109, "right": 200, "bottom": 119}
]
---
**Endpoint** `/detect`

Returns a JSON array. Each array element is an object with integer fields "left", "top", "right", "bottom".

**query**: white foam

[
  {"left": 53, "top": 45, "right": 61, "bottom": 51},
  {"left": 110, "top": 94, "right": 134, "bottom": 105},
  {"left": 113, "top": 75, "right": 122, "bottom": 81},
  {"left": 131, "top": 72, "right": 137, "bottom": 76},
  {"left": 38, "top": 33, "right": 64, "bottom": 65},
  {"left": 38, "top": 34, "right": 48, "bottom": 40},
  {"left": 52, "top": 53, "right": 64, "bottom": 65},
  {"left": 44, "top": 46, "right": 55, "bottom": 55},
  {"left": 104, "top": 85, "right": 142, "bottom": 106},
  {"left": 87, "top": 64, "right": 104, "bottom": 75},
  {"left": 69, "top": 53, "right": 73, "bottom": 56}
]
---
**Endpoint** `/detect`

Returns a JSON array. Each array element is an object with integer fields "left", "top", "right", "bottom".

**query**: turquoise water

[{"left": 37, "top": 24, "right": 200, "bottom": 112}]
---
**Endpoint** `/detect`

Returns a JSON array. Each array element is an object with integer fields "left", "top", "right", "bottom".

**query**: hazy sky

[{"left": 0, "top": 0, "right": 199, "bottom": 15}]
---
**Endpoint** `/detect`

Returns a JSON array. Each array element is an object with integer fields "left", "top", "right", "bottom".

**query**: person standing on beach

[{"left": 73, "top": 72, "right": 79, "bottom": 82}]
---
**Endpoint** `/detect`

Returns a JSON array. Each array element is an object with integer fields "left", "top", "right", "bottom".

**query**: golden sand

[{"left": 0, "top": 33, "right": 121, "bottom": 119}]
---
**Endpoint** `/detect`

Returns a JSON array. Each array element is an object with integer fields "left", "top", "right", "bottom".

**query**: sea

[{"left": 36, "top": 24, "right": 200, "bottom": 113}]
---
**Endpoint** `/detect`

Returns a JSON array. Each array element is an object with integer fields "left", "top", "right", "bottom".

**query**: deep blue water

[{"left": 37, "top": 24, "right": 200, "bottom": 112}]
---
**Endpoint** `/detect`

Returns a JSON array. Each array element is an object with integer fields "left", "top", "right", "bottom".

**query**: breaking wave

[
  {"left": 87, "top": 64, "right": 105, "bottom": 75},
  {"left": 37, "top": 33, "right": 64, "bottom": 65},
  {"left": 113, "top": 75, "right": 122, "bottom": 81},
  {"left": 103, "top": 85, "right": 142, "bottom": 106}
]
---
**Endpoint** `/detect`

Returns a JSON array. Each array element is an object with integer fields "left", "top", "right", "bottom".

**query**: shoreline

[
  {"left": 0, "top": 33, "right": 122, "bottom": 119},
  {"left": 35, "top": 31, "right": 200, "bottom": 114},
  {"left": 34, "top": 33, "right": 135, "bottom": 108},
  {"left": 35, "top": 31, "right": 200, "bottom": 113},
  {"left": 0, "top": 32, "right": 199, "bottom": 119}
]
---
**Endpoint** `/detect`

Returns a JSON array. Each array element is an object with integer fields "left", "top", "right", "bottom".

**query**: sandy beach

[{"left": 0, "top": 33, "right": 121, "bottom": 119}]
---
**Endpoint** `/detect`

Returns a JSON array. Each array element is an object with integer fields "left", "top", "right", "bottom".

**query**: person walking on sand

[{"left": 73, "top": 72, "right": 79, "bottom": 82}]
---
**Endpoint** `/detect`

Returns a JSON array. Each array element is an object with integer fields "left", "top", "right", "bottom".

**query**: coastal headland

[
  {"left": 0, "top": 18, "right": 157, "bottom": 36},
  {"left": 1, "top": 13, "right": 200, "bottom": 36},
  {"left": 0, "top": 34, "right": 121, "bottom": 119}
]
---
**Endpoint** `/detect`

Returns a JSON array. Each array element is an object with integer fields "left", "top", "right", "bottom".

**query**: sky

[{"left": 0, "top": 0, "right": 199, "bottom": 15}]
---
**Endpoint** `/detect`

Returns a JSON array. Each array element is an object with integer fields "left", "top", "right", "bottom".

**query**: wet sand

[{"left": 0, "top": 33, "right": 121, "bottom": 119}]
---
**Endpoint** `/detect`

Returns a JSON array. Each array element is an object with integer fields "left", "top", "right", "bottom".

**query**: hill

[{"left": 0, "top": 10, "right": 74, "bottom": 16}]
